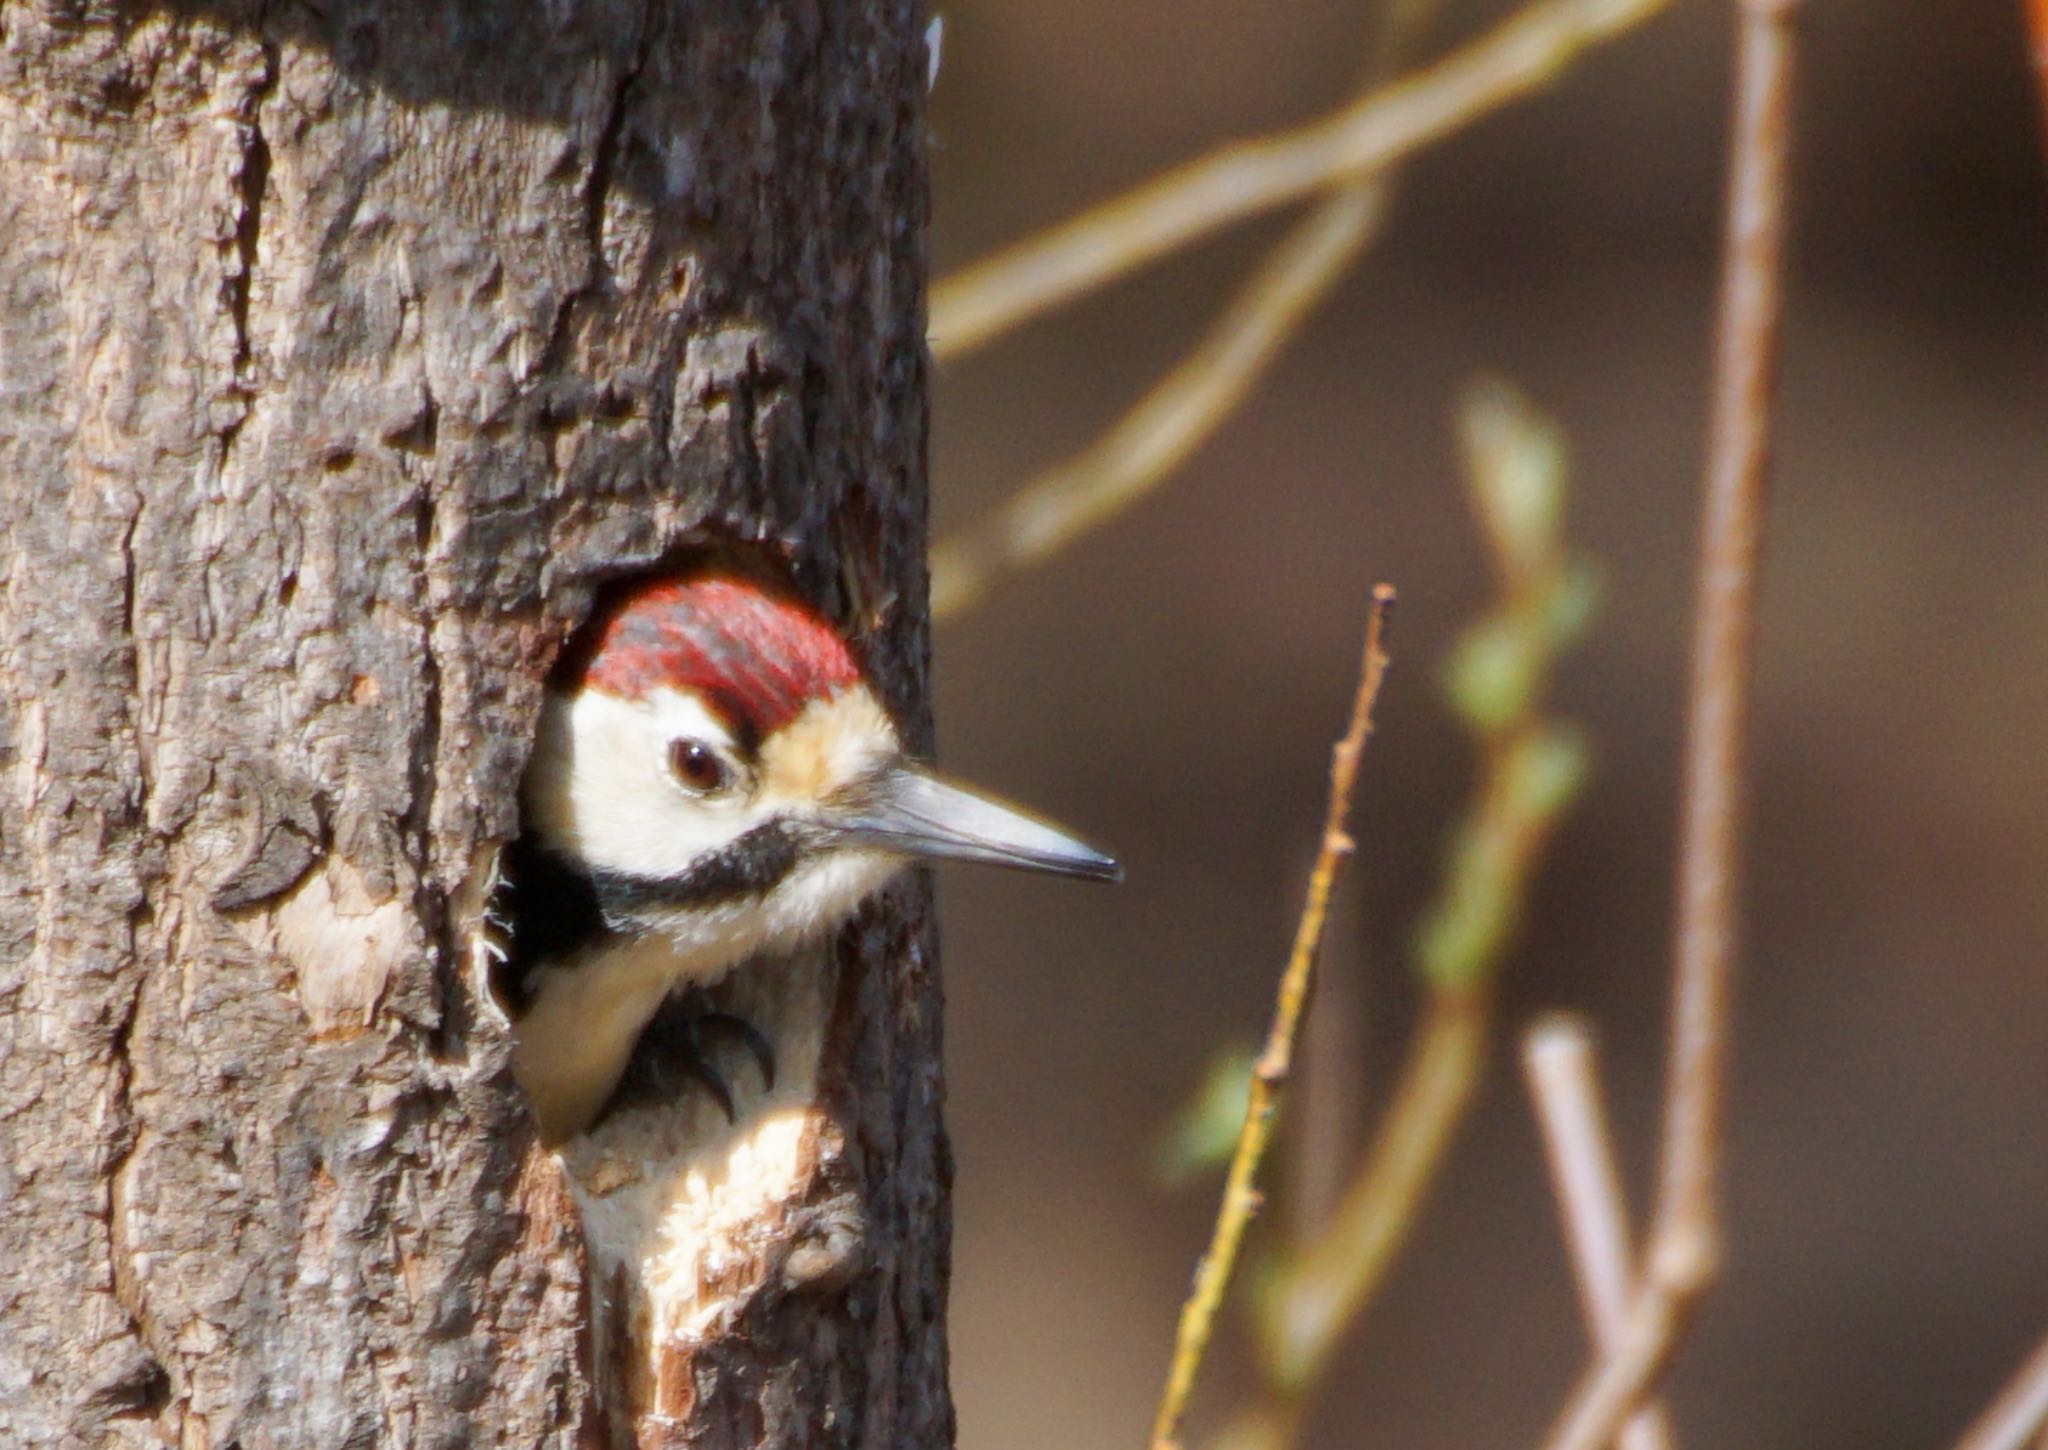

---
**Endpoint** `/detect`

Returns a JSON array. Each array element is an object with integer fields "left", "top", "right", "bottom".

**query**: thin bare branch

[
  {"left": 1148, "top": 586, "right": 1397, "bottom": 1450},
  {"left": 1542, "top": 1297, "right": 1696, "bottom": 1450},
  {"left": 1539, "top": 1, "right": 1799, "bottom": 1446},
  {"left": 1523, "top": 1017, "right": 1678, "bottom": 1450},
  {"left": 932, "top": 186, "right": 1389, "bottom": 619},
  {"left": 1954, "top": 1327, "right": 2048, "bottom": 1450},
  {"left": 1651, "top": 0, "right": 1794, "bottom": 1266},
  {"left": 930, "top": 0, "right": 1673, "bottom": 360}
]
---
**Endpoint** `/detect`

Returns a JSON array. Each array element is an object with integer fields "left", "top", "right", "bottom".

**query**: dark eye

[{"left": 668, "top": 738, "right": 728, "bottom": 793}]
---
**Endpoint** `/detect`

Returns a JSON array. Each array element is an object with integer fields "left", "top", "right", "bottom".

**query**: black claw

[
  {"left": 680, "top": 1020, "right": 739, "bottom": 1124},
  {"left": 599, "top": 993, "right": 778, "bottom": 1130},
  {"left": 693, "top": 1012, "right": 778, "bottom": 1093}
]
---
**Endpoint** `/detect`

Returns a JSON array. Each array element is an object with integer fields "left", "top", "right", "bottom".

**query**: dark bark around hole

[{"left": 0, "top": 3, "right": 938, "bottom": 1446}]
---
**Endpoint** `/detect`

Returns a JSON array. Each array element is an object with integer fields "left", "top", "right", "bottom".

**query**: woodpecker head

[{"left": 520, "top": 570, "right": 1118, "bottom": 970}]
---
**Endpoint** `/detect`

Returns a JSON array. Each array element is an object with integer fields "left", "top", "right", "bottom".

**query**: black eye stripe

[
  {"left": 493, "top": 821, "right": 813, "bottom": 998},
  {"left": 590, "top": 821, "right": 806, "bottom": 915}
]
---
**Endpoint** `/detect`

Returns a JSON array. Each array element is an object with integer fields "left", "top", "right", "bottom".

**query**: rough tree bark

[{"left": 0, "top": 2, "right": 940, "bottom": 1446}]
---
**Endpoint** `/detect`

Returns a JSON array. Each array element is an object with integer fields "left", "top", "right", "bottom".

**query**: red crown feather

[{"left": 573, "top": 574, "right": 864, "bottom": 744}]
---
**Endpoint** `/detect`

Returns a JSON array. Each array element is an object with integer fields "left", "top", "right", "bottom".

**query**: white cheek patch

[
  {"left": 524, "top": 687, "right": 753, "bottom": 881},
  {"left": 633, "top": 848, "right": 907, "bottom": 974},
  {"left": 760, "top": 848, "right": 905, "bottom": 954}
]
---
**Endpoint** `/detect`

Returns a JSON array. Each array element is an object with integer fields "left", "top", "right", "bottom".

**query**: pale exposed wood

[{"left": 0, "top": 3, "right": 938, "bottom": 1446}]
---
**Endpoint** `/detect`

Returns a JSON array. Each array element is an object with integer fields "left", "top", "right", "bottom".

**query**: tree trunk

[{"left": 0, "top": 3, "right": 939, "bottom": 1446}]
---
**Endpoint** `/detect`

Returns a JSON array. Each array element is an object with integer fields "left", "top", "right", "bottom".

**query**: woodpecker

[{"left": 498, "top": 568, "right": 1119, "bottom": 1142}]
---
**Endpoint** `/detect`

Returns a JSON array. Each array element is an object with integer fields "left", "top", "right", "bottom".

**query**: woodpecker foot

[
  {"left": 673, "top": 1012, "right": 778, "bottom": 1122},
  {"left": 603, "top": 995, "right": 778, "bottom": 1129},
  {"left": 689, "top": 1012, "right": 778, "bottom": 1094}
]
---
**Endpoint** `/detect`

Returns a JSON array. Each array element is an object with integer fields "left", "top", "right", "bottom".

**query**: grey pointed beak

[{"left": 830, "top": 765, "right": 1121, "bottom": 883}]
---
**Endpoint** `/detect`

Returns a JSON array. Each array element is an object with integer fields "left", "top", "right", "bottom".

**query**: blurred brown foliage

[{"left": 925, "top": 3, "right": 2048, "bottom": 1448}]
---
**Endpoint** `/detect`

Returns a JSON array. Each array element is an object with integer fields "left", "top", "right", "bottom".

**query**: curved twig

[{"left": 930, "top": 0, "right": 1674, "bottom": 360}]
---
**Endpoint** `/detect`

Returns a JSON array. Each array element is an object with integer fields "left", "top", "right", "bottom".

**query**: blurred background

[{"left": 918, "top": 2, "right": 2048, "bottom": 1447}]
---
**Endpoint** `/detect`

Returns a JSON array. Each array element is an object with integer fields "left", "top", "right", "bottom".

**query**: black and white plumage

[{"left": 496, "top": 570, "right": 1118, "bottom": 1142}]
